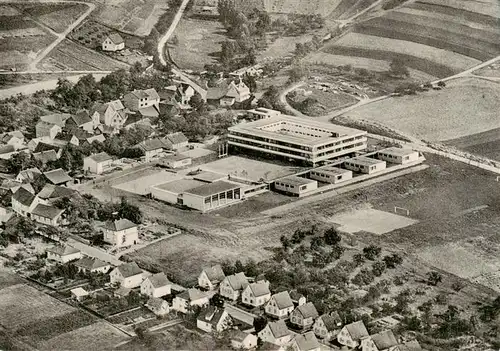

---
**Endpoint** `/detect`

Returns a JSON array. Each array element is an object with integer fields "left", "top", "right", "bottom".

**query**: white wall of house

[
  {"left": 242, "top": 287, "right": 270, "bottom": 307},
  {"left": 141, "top": 279, "right": 171, "bottom": 298},
  {"left": 265, "top": 299, "right": 294, "bottom": 318},
  {"left": 110, "top": 269, "right": 143, "bottom": 288},
  {"left": 377, "top": 150, "right": 419, "bottom": 165},
  {"left": 84, "top": 158, "right": 113, "bottom": 174},
  {"left": 219, "top": 281, "right": 239, "bottom": 301},
  {"left": 274, "top": 179, "right": 318, "bottom": 196},
  {"left": 47, "top": 251, "right": 81, "bottom": 264},
  {"left": 32, "top": 213, "right": 62, "bottom": 227},
  {"left": 150, "top": 187, "right": 179, "bottom": 205},
  {"left": 231, "top": 334, "right": 258, "bottom": 350},
  {"left": 337, "top": 326, "right": 357, "bottom": 348},
  {"left": 166, "top": 158, "right": 192, "bottom": 169},
  {"left": 198, "top": 271, "right": 215, "bottom": 290},
  {"left": 104, "top": 227, "right": 138, "bottom": 247},
  {"left": 102, "top": 39, "right": 124, "bottom": 52},
  {"left": 258, "top": 326, "right": 291, "bottom": 346}
]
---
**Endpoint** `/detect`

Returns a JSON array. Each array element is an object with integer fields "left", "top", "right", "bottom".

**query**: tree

[
  {"left": 280, "top": 235, "right": 290, "bottom": 249},
  {"left": 209, "top": 293, "right": 225, "bottom": 308},
  {"left": 353, "top": 253, "right": 365, "bottom": 266},
  {"left": 389, "top": 58, "right": 410, "bottom": 77},
  {"left": 189, "top": 93, "right": 205, "bottom": 111},
  {"left": 383, "top": 253, "right": 403, "bottom": 268},
  {"left": 427, "top": 271, "right": 443, "bottom": 286},
  {"left": 324, "top": 227, "right": 341, "bottom": 246},
  {"left": 8, "top": 152, "right": 37, "bottom": 173},
  {"left": 437, "top": 81, "right": 446, "bottom": 87},
  {"left": 117, "top": 197, "right": 143, "bottom": 224},
  {"left": 372, "top": 261, "right": 386, "bottom": 277},
  {"left": 253, "top": 316, "right": 267, "bottom": 333},
  {"left": 363, "top": 245, "right": 381, "bottom": 260},
  {"left": 288, "top": 65, "right": 308, "bottom": 82}
]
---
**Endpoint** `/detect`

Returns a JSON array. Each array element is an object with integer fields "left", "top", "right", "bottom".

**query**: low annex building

[
  {"left": 377, "top": 147, "right": 420, "bottom": 165},
  {"left": 102, "top": 218, "right": 138, "bottom": 248},
  {"left": 274, "top": 176, "right": 317, "bottom": 197},
  {"left": 182, "top": 181, "right": 243, "bottom": 212},
  {"left": 343, "top": 156, "right": 386, "bottom": 175},
  {"left": 309, "top": 165, "right": 352, "bottom": 184},
  {"left": 46, "top": 245, "right": 81, "bottom": 263},
  {"left": 146, "top": 297, "right": 170, "bottom": 316},
  {"left": 83, "top": 152, "right": 113, "bottom": 174},
  {"left": 110, "top": 262, "right": 143, "bottom": 288},
  {"left": 31, "top": 204, "right": 65, "bottom": 226},
  {"left": 247, "top": 107, "right": 282, "bottom": 120}
]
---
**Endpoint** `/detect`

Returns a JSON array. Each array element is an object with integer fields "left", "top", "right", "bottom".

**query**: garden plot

[{"left": 327, "top": 206, "right": 418, "bottom": 235}]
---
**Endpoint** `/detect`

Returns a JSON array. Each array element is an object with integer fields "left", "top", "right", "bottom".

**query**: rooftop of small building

[
  {"left": 184, "top": 180, "right": 242, "bottom": 197},
  {"left": 276, "top": 175, "right": 316, "bottom": 186},
  {"left": 314, "top": 165, "right": 352, "bottom": 176},
  {"left": 346, "top": 156, "right": 386, "bottom": 166},
  {"left": 378, "top": 147, "right": 417, "bottom": 157},
  {"left": 154, "top": 179, "right": 206, "bottom": 194}
]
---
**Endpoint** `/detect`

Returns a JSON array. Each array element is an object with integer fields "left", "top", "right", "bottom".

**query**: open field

[
  {"left": 39, "top": 321, "right": 129, "bottom": 351},
  {"left": 15, "top": 3, "right": 89, "bottom": 33},
  {"left": 169, "top": 19, "right": 225, "bottom": 71},
  {"left": 233, "top": 0, "right": 342, "bottom": 16},
  {"left": 258, "top": 34, "right": 313, "bottom": 61},
  {"left": 342, "top": 77, "right": 500, "bottom": 142},
  {"left": 444, "top": 128, "right": 500, "bottom": 161},
  {"left": 113, "top": 170, "right": 181, "bottom": 195},
  {"left": 91, "top": 0, "right": 168, "bottom": 37},
  {"left": 414, "top": 0, "right": 500, "bottom": 19},
  {"left": 288, "top": 84, "right": 358, "bottom": 116},
  {"left": 0, "top": 270, "right": 23, "bottom": 289},
  {"left": 39, "top": 39, "right": 129, "bottom": 71},
  {"left": 0, "top": 284, "right": 75, "bottom": 329}
]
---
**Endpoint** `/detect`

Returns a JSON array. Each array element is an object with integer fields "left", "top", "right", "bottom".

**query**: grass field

[
  {"left": 444, "top": 128, "right": 500, "bottom": 161},
  {"left": 415, "top": 0, "right": 500, "bottom": 19},
  {"left": 169, "top": 19, "right": 226, "bottom": 71},
  {"left": 258, "top": 34, "right": 313, "bottom": 61},
  {"left": 342, "top": 77, "right": 500, "bottom": 142},
  {"left": 233, "top": 0, "right": 343, "bottom": 16},
  {"left": 17, "top": 3, "right": 88, "bottom": 33}
]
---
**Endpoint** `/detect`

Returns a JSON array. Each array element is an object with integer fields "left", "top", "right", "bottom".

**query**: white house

[
  {"left": 90, "top": 100, "right": 127, "bottom": 130},
  {"left": 134, "top": 138, "right": 166, "bottom": 162},
  {"left": 83, "top": 152, "right": 113, "bottom": 174},
  {"left": 46, "top": 245, "right": 81, "bottom": 263},
  {"left": 242, "top": 281, "right": 271, "bottom": 307},
  {"left": 102, "top": 33, "right": 125, "bottom": 51},
  {"left": 309, "top": 166, "right": 353, "bottom": 184},
  {"left": 172, "top": 288, "right": 210, "bottom": 314},
  {"left": 16, "top": 168, "right": 42, "bottom": 183},
  {"left": 161, "top": 154, "right": 192, "bottom": 169},
  {"left": 0, "top": 131, "right": 25, "bottom": 150},
  {"left": 70, "top": 287, "right": 89, "bottom": 302},
  {"left": 146, "top": 297, "right": 170, "bottom": 317},
  {"left": 360, "top": 330, "right": 399, "bottom": 351},
  {"left": 36, "top": 121, "right": 61, "bottom": 140},
  {"left": 337, "top": 320, "right": 369, "bottom": 349},
  {"left": 141, "top": 272, "right": 171, "bottom": 298},
  {"left": 123, "top": 89, "right": 160, "bottom": 112},
  {"left": 290, "top": 302, "right": 319, "bottom": 328},
  {"left": 198, "top": 264, "right": 225, "bottom": 290},
  {"left": 74, "top": 257, "right": 111, "bottom": 274},
  {"left": 247, "top": 107, "right": 281, "bottom": 120},
  {"left": 31, "top": 204, "right": 66, "bottom": 227},
  {"left": 230, "top": 330, "right": 258, "bottom": 350},
  {"left": 265, "top": 291, "right": 295, "bottom": 318},
  {"left": 290, "top": 331, "right": 321, "bottom": 351},
  {"left": 258, "top": 320, "right": 292, "bottom": 346},
  {"left": 196, "top": 306, "right": 232, "bottom": 333},
  {"left": 110, "top": 262, "right": 144, "bottom": 288},
  {"left": 163, "top": 132, "right": 189, "bottom": 151},
  {"left": 225, "top": 80, "right": 251, "bottom": 103},
  {"left": 313, "top": 313, "right": 343, "bottom": 341},
  {"left": 102, "top": 218, "right": 138, "bottom": 248},
  {"left": 11, "top": 187, "right": 39, "bottom": 216},
  {"left": 219, "top": 272, "right": 249, "bottom": 301}
]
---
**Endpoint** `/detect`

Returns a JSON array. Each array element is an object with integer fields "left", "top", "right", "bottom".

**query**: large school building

[{"left": 228, "top": 114, "right": 367, "bottom": 166}]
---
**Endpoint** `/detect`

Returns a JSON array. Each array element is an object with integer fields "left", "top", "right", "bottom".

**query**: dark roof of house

[
  {"left": 230, "top": 330, "right": 253, "bottom": 343},
  {"left": 136, "top": 138, "right": 165, "bottom": 152},
  {"left": 70, "top": 111, "right": 92, "bottom": 126},
  {"left": 371, "top": 330, "right": 398, "bottom": 350},
  {"left": 184, "top": 180, "right": 240, "bottom": 197},
  {"left": 293, "top": 331, "right": 320, "bottom": 351},
  {"left": 44, "top": 168, "right": 72, "bottom": 185},
  {"left": 177, "top": 288, "right": 208, "bottom": 301},
  {"left": 138, "top": 106, "right": 159, "bottom": 118},
  {"left": 272, "top": 291, "right": 294, "bottom": 310},
  {"left": 87, "top": 152, "right": 113, "bottom": 163},
  {"left": 108, "top": 33, "right": 124, "bottom": 45},
  {"left": 224, "top": 272, "right": 249, "bottom": 290},
  {"left": 12, "top": 187, "right": 35, "bottom": 206},
  {"left": 197, "top": 306, "right": 227, "bottom": 325},
  {"left": 47, "top": 245, "right": 79, "bottom": 256},
  {"left": 33, "top": 150, "right": 58, "bottom": 164},
  {"left": 248, "top": 282, "right": 270, "bottom": 297},
  {"left": 75, "top": 257, "right": 109, "bottom": 270},
  {"left": 147, "top": 297, "right": 167, "bottom": 310},
  {"left": 31, "top": 204, "right": 64, "bottom": 220},
  {"left": 37, "top": 184, "right": 76, "bottom": 200},
  {"left": 345, "top": 320, "right": 369, "bottom": 340},
  {"left": 34, "top": 142, "right": 60, "bottom": 153},
  {"left": 146, "top": 272, "right": 170, "bottom": 288},
  {"left": 206, "top": 85, "right": 229, "bottom": 100},
  {"left": 17, "top": 168, "right": 42, "bottom": 182},
  {"left": 0, "top": 144, "right": 15, "bottom": 154},
  {"left": 116, "top": 262, "right": 142, "bottom": 278},
  {"left": 320, "top": 312, "right": 342, "bottom": 330},
  {"left": 398, "top": 340, "right": 422, "bottom": 351},
  {"left": 40, "top": 113, "right": 71, "bottom": 127},
  {"left": 202, "top": 264, "right": 225, "bottom": 283},
  {"left": 165, "top": 132, "right": 188, "bottom": 145},
  {"left": 294, "top": 302, "right": 319, "bottom": 319},
  {"left": 267, "top": 320, "right": 290, "bottom": 338},
  {"left": 103, "top": 218, "right": 137, "bottom": 231}
]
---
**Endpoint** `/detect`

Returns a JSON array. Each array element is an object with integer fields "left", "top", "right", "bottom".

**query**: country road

[{"left": 157, "top": 0, "right": 191, "bottom": 67}]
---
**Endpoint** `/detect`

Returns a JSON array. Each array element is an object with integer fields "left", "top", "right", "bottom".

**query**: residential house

[
  {"left": 134, "top": 138, "right": 166, "bottom": 162},
  {"left": 361, "top": 330, "right": 399, "bottom": 351},
  {"left": 31, "top": 204, "right": 65, "bottom": 226},
  {"left": 11, "top": 187, "right": 38, "bottom": 216},
  {"left": 230, "top": 64, "right": 263, "bottom": 79},
  {"left": 36, "top": 121, "right": 61, "bottom": 140},
  {"left": 146, "top": 297, "right": 170, "bottom": 316},
  {"left": 196, "top": 306, "right": 232, "bottom": 333},
  {"left": 219, "top": 272, "right": 249, "bottom": 301},
  {"left": 265, "top": 291, "right": 294, "bottom": 318},
  {"left": 290, "top": 331, "right": 321, "bottom": 351},
  {"left": 258, "top": 320, "right": 292, "bottom": 347},
  {"left": 198, "top": 264, "right": 225, "bottom": 290},
  {"left": 70, "top": 287, "right": 89, "bottom": 302},
  {"left": 90, "top": 100, "right": 127, "bottom": 130},
  {"left": 114, "top": 286, "right": 131, "bottom": 298},
  {"left": 161, "top": 154, "right": 192, "bottom": 169},
  {"left": 40, "top": 113, "right": 70, "bottom": 128},
  {"left": 206, "top": 85, "right": 229, "bottom": 106},
  {"left": 225, "top": 80, "right": 251, "bottom": 103},
  {"left": 66, "top": 111, "right": 94, "bottom": 133},
  {"left": 230, "top": 330, "right": 258, "bottom": 350},
  {"left": 34, "top": 141, "right": 62, "bottom": 155},
  {"left": 313, "top": 312, "right": 343, "bottom": 341},
  {"left": 102, "top": 218, "right": 138, "bottom": 248},
  {"left": 290, "top": 302, "right": 319, "bottom": 329},
  {"left": 2, "top": 180, "right": 34, "bottom": 195},
  {"left": 172, "top": 288, "right": 210, "bottom": 314},
  {"left": 85, "top": 134, "right": 106, "bottom": 146},
  {"left": 224, "top": 304, "right": 256, "bottom": 330},
  {"left": 337, "top": 320, "right": 369, "bottom": 349},
  {"left": 290, "top": 290, "right": 307, "bottom": 306},
  {"left": 102, "top": 33, "right": 125, "bottom": 51},
  {"left": 33, "top": 150, "right": 59, "bottom": 165},
  {"left": 242, "top": 281, "right": 271, "bottom": 307},
  {"left": 0, "top": 145, "right": 17, "bottom": 160},
  {"left": 74, "top": 257, "right": 111, "bottom": 274},
  {"left": 16, "top": 168, "right": 42, "bottom": 183},
  {"left": 37, "top": 184, "right": 77, "bottom": 204},
  {"left": 46, "top": 245, "right": 81, "bottom": 263},
  {"left": 0, "top": 131, "right": 25, "bottom": 150},
  {"left": 83, "top": 152, "right": 113, "bottom": 175},
  {"left": 164, "top": 132, "right": 188, "bottom": 150},
  {"left": 123, "top": 89, "right": 160, "bottom": 113},
  {"left": 66, "top": 129, "right": 93, "bottom": 147},
  {"left": 43, "top": 168, "right": 73, "bottom": 186},
  {"left": 141, "top": 272, "right": 171, "bottom": 298},
  {"left": 109, "top": 262, "right": 144, "bottom": 288},
  {"left": 175, "top": 83, "right": 195, "bottom": 108}
]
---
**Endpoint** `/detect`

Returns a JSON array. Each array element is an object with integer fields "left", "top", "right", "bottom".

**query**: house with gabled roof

[
  {"left": 146, "top": 297, "right": 170, "bottom": 316},
  {"left": 172, "top": 288, "right": 210, "bottom": 314},
  {"left": 83, "top": 152, "right": 113, "bottom": 174},
  {"left": 102, "top": 33, "right": 125, "bottom": 51},
  {"left": 36, "top": 121, "right": 61, "bottom": 140},
  {"left": 46, "top": 245, "right": 81, "bottom": 263},
  {"left": 66, "top": 111, "right": 94, "bottom": 133},
  {"left": 110, "top": 261, "right": 144, "bottom": 288},
  {"left": 242, "top": 281, "right": 271, "bottom": 307},
  {"left": 11, "top": 186, "right": 39, "bottom": 216},
  {"left": 361, "top": 330, "right": 399, "bottom": 351},
  {"left": 36, "top": 184, "right": 77, "bottom": 204},
  {"left": 2, "top": 179, "right": 34, "bottom": 195},
  {"left": 141, "top": 272, "right": 171, "bottom": 298},
  {"left": 123, "top": 89, "right": 160, "bottom": 114},
  {"left": 90, "top": 100, "right": 127, "bottom": 131},
  {"left": 0, "top": 131, "right": 25, "bottom": 150},
  {"left": 102, "top": 218, "right": 138, "bottom": 248},
  {"left": 337, "top": 320, "right": 369, "bottom": 348},
  {"left": 43, "top": 168, "right": 73, "bottom": 187},
  {"left": 16, "top": 167, "right": 42, "bottom": 183},
  {"left": 41, "top": 113, "right": 71, "bottom": 128},
  {"left": 220, "top": 272, "right": 249, "bottom": 301},
  {"left": 258, "top": 320, "right": 292, "bottom": 346},
  {"left": 226, "top": 80, "right": 251, "bottom": 103},
  {"left": 290, "top": 302, "right": 319, "bottom": 328},
  {"left": 33, "top": 150, "right": 59, "bottom": 165},
  {"left": 198, "top": 264, "right": 225, "bottom": 290},
  {"left": 164, "top": 132, "right": 188, "bottom": 150},
  {"left": 313, "top": 312, "right": 343, "bottom": 340},
  {"left": 134, "top": 138, "right": 166, "bottom": 161},
  {"left": 230, "top": 330, "right": 258, "bottom": 350},
  {"left": 196, "top": 306, "right": 232, "bottom": 333},
  {"left": 31, "top": 203, "right": 65, "bottom": 226},
  {"left": 265, "top": 291, "right": 294, "bottom": 318},
  {"left": 290, "top": 331, "right": 321, "bottom": 351},
  {"left": 74, "top": 257, "right": 111, "bottom": 274}
]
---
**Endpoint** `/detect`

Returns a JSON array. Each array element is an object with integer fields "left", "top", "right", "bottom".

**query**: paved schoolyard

[{"left": 112, "top": 170, "right": 181, "bottom": 195}]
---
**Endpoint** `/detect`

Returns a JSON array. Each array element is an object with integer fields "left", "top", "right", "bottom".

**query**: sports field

[
  {"left": 113, "top": 170, "right": 181, "bottom": 195},
  {"left": 343, "top": 77, "right": 500, "bottom": 142}
]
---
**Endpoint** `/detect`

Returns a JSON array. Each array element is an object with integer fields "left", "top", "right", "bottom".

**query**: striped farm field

[
  {"left": 327, "top": 33, "right": 481, "bottom": 76},
  {"left": 414, "top": 0, "right": 500, "bottom": 19}
]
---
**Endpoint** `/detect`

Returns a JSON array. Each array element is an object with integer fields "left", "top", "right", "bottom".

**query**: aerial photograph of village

[{"left": 0, "top": 0, "right": 498, "bottom": 350}]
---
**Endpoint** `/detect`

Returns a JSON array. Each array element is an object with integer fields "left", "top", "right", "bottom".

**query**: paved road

[
  {"left": 172, "top": 68, "right": 207, "bottom": 100},
  {"left": 157, "top": 0, "right": 191, "bottom": 67}
]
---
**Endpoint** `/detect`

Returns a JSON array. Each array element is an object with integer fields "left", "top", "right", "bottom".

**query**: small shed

[{"left": 70, "top": 287, "right": 89, "bottom": 302}]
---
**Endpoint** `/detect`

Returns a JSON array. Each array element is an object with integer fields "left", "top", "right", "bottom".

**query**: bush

[
  {"left": 324, "top": 227, "right": 341, "bottom": 246},
  {"left": 363, "top": 245, "right": 382, "bottom": 260},
  {"left": 372, "top": 261, "right": 386, "bottom": 277},
  {"left": 352, "top": 268, "right": 375, "bottom": 286},
  {"left": 383, "top": 254, "right": 403, "bottom": 268}
]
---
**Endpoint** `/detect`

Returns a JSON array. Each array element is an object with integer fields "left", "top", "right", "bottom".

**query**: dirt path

[{"left": 157, "top": 0, "right": 191, "bottom": 67}]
